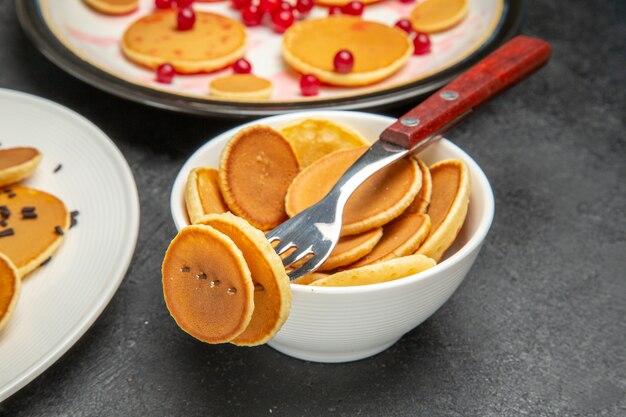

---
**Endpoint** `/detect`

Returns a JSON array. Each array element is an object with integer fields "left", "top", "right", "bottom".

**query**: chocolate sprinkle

[
  {"left": 0, "top": 228, "right": 14, "bottom": 237},
  {"left": 180, "top": 267, "right": 190, "bottom": 273},
  {"left": 0, "top": 220, "right": 6, "bottom": 227},
  {"left": 3, "top": 189, "right": 11, "bottom": 194},
  {"left": 70, "top": 217, "right": 78, "bottom": 228},
  {"left": 54, "top": 225, "right": 64, "bottom": 236},
  {"left": 8, "top": 193, "right": 16, "bottom": 198},
  {"left": 196, "top": 273, "right": 207, "bottom": 280},
  {"left": 22, "top": 212, "right": 38, "bottom": 220},
  {"left": 70, "top": 210, "right": 79, "bottom": 217},
  {"left": 21, "top": 206, "right": 36, "bottom": 213},
  {"left": 39, "top": 257, "right": 52, "bottom": 267},
  {"left": 54, "top": 164, "right": 63, "bottom": 173},
  {"left": 0, "top": 206, "right": 10, "bottom": 219}
]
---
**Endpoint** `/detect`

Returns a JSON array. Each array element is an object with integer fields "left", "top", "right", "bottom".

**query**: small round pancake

[
  {"left": 282, "top": 17, "right": 413, "bottom": 86},
  {"left": 0, "top": 147, "right": 42, "bottom": 187},
  {"left": 209, "top": 74, "right": 273, "bottom": 99},
  {"left": 279, "top": 118, "right": 370, "bottom": 168},
  {"left": 285, "top": 147, "right": 421, "bottom": 236},
  {"left": 0, "top": 253, "right": 20, "bottom": 332},
  {"left": 348, "top": 213, "right": 431, "bottom": 268},
  {"left": 409, "top": 0, "right": 469, "bottom": 33},
  {"left": 311, "top": 254, "right": 436, "bottom": 287},
  {"left": 196, "top": 213, "right": 291, "bottom": 346},
  {"left": 122, "top": 10, "right": 246, "bottom": 74},
  {"left": 219, "top": 125, "right": 300, "bottom": 230},
  {"left": 162, "top": 224, "right": 255, "bottom": 344},
  {"left": 83, "top": 0, "right": 138, "bottom": 15},
  {"left": 185, "top": 167, "right": 228, "bottom": 224},
  {"left": 417, "top": 159, "right": 470, "bottom": 262},
  {"left": 0, "top": 186, "right": 69, "bottom": 279},
  {"left": 318, "top": 227, "right": 382, "bottom": 271},
  {"left": 403, "top": 159, "right": 432, "bottom": 215},
  {"left": 292, "top": 272, "right": 328, "bottom": 285}
]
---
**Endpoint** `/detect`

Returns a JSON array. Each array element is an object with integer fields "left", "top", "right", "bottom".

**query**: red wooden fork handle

[{"left": 380, "top": 35, "right": 552, "bottom": 149}]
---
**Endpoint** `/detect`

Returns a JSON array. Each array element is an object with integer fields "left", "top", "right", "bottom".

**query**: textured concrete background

[{"left": 1, "top": 0, "right": 625, "bottom": 415}]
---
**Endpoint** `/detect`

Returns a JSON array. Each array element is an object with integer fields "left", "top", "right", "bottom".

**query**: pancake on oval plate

[
  {"left": 162, "top": 224, "right": 255, "bottom": 344},
  {"left": 285, "top": 147, "right": 421, "bottom": 236},
  {"left": 279, "top": 118, "right": 370, "bottom": 168},
  {"left": 83, "top": 0, "right": 138, "bottom": 15},
  {"left": 311, "top": 254, "right": 436, "bottom": 287},
  {"left": 0, "top": 252, "right": 20, "bottom": 332},
  {"left": 122, "top": 10, "right": 246, "bottom": 73},
  {"left": 282, "top": 17, "right": 413, "bottom": 86},
  {"left": 0, "top": 186, "right": 69, "bottom": 279},
  {"left": 417, "top": 159, "right": 470, "bottom": 262},
  {"left": 185, "top": 167, "right": 229, "bottom": 224},
  {"left": 0, "top": 147, "right": 42, "bottom": 187},
  {"left": 209, "top": 74, "right": 273, "bottom": 99},
  {"left": 197, "top": 213, "right": 291, "bottom": 346},
  {"left": 409, "top": 0, "right": 469, "bottom": 33},
  {"left": 219, "top": 125, "right": 300, "bottom": 230}
]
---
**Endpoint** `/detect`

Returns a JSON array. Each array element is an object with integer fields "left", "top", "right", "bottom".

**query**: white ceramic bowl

[{"left": 170, "top": 110, "right": 494, "bottom": 363}]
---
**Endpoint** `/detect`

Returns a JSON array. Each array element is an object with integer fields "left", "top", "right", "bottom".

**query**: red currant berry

[
  {"left": 271, "top": 9, "right": 295, "bottom": 33},
  {"left": 413, "top": 32, "right": 431, "bottom": 55},
  {"left": 232, "top": 58, "right": 252, "bottom": 74},
  {"left": 328, "top": 5, "right": 342, "bottom": 15},
  {"left": 176, "top": 0, "right": 194, "bottom": 6},
  {"left": 300, "top": 74, "right": 320, "bottom": 96},
  {"left": 259, "top": 0, "right": 280, "bottom": 14},
  {"left": 278, "top": 1, "right": 294, "bottom": 12},
  {"left": 333, "top": 49, "right": 354, "bottom": 73},
  {"left": 241, "top": 5, "right": 263, "bottom": 26},
  {"left": 295, "top": 0, "right": 314, "bottom": 14},
  {"left": 399, "top": 0, "right": 414, "bottom": 3},
  {"left": 232, "top": 0, "right": 251, "bottom": 10},
  {"left": 155, "top": 0, "right": 174, "bottom": 8},
  {"left": 394, "top": 18, "right": 413, "bottom": 34},
  {"left": 341, "top": 0, "right": 363, "bottom": 16},
  {"left": 177, "top": 7, "right": 196, "bottom": 31},
  {"left": 155, "top": 63, "right": 175, "bottom": 84}
]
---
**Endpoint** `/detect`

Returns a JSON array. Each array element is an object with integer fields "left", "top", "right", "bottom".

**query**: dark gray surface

[{"left": 1, "top": 0, "right": 625, "bottom": 415}]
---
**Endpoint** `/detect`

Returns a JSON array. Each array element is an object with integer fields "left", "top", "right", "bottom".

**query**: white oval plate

[{"left": 0, "top": 89, "right": 140, "bottom": 401}]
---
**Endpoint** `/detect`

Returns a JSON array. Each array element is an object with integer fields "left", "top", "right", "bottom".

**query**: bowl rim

[{"left": 170, "top": 110, "right": 495, "bottom": 295}]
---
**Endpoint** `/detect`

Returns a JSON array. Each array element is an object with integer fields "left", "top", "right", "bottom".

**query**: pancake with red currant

[
  {"left": 83, "top": 0, "right": 138, "bottom": 15},
  {"left": 121, "top": 9, "right": 247, "bottom": 74},
  {"left": 282, "top": 17, "right": 413, "bottom": 87}
]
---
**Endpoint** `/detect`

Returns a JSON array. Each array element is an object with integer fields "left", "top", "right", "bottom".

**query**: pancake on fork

[{"left": 197, "top": 213, "right": 291, "bottom": 346}]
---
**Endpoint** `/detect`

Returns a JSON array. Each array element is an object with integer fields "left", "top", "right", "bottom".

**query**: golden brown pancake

[
  {"left": 0, "top": 147, "right": 42, "bottom": 187},
  {"left": 409, "top": 0, "right": 469, "bottom": 33},
  {"left": 122, "top": 10, "right": 246, "bottom": 73},
  {"left": 0, "top": 253, "right": 20, "bottom": 332},
  {"left": 0, "top": 186, "right": 69, "bottom": 278},
  {"left": 209, "top": 74, "right": 273, "bottom": 99},
  {"left": 402, "top": 159, "right": 432, "bottom": 215},
  {"left": 292, "top": 272, "right": 328, "bottom": 285},
  {"left": 319, "top": 227, "right": 382, "bottom": 271},
  {"left": 311, "top": 254, "right": 436, "bottom": 287},
  {"left": 282, "top": 17, "right": 413, "bottom": 86},
  {"left": 417, "top": 159, "right": 470, "bottom": 262},
  {"left": 347, "top": 213, "right": 431, "bottom": 268},
  {"left": 162, "top": 224, "right": 255, "bottom": 344},
  {"left": 197, "top": 213, "right": 291, "bottom": 346},
  {"left": 285, "top": 147, "right": 421, "bottom": 236},
  {"left": 83, "top": 0, "right": 138, "bottom": 15},
  {"left": 185, "top": 167, "right": 228, "bottom": 224},
  {"left": 219, "top": 125, "right": 300, "bottom": 230},
  {"left": 279, "top": 118, "right": 370, "bottom": 168}
]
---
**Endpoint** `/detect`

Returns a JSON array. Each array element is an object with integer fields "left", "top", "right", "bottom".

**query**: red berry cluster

[
  {"left": 328, "top": 0, "right": 364, "bottom": 17},
  {"left": 393, "top": 18, "right": 431, "bottom": 55},
  {"left": 233, "top": 0, "right": 314, "bottom": 33}
]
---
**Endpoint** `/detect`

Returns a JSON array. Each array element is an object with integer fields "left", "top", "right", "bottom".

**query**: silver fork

[{"left": 267, "top": 35, "right": 552, "bottom": 280}]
